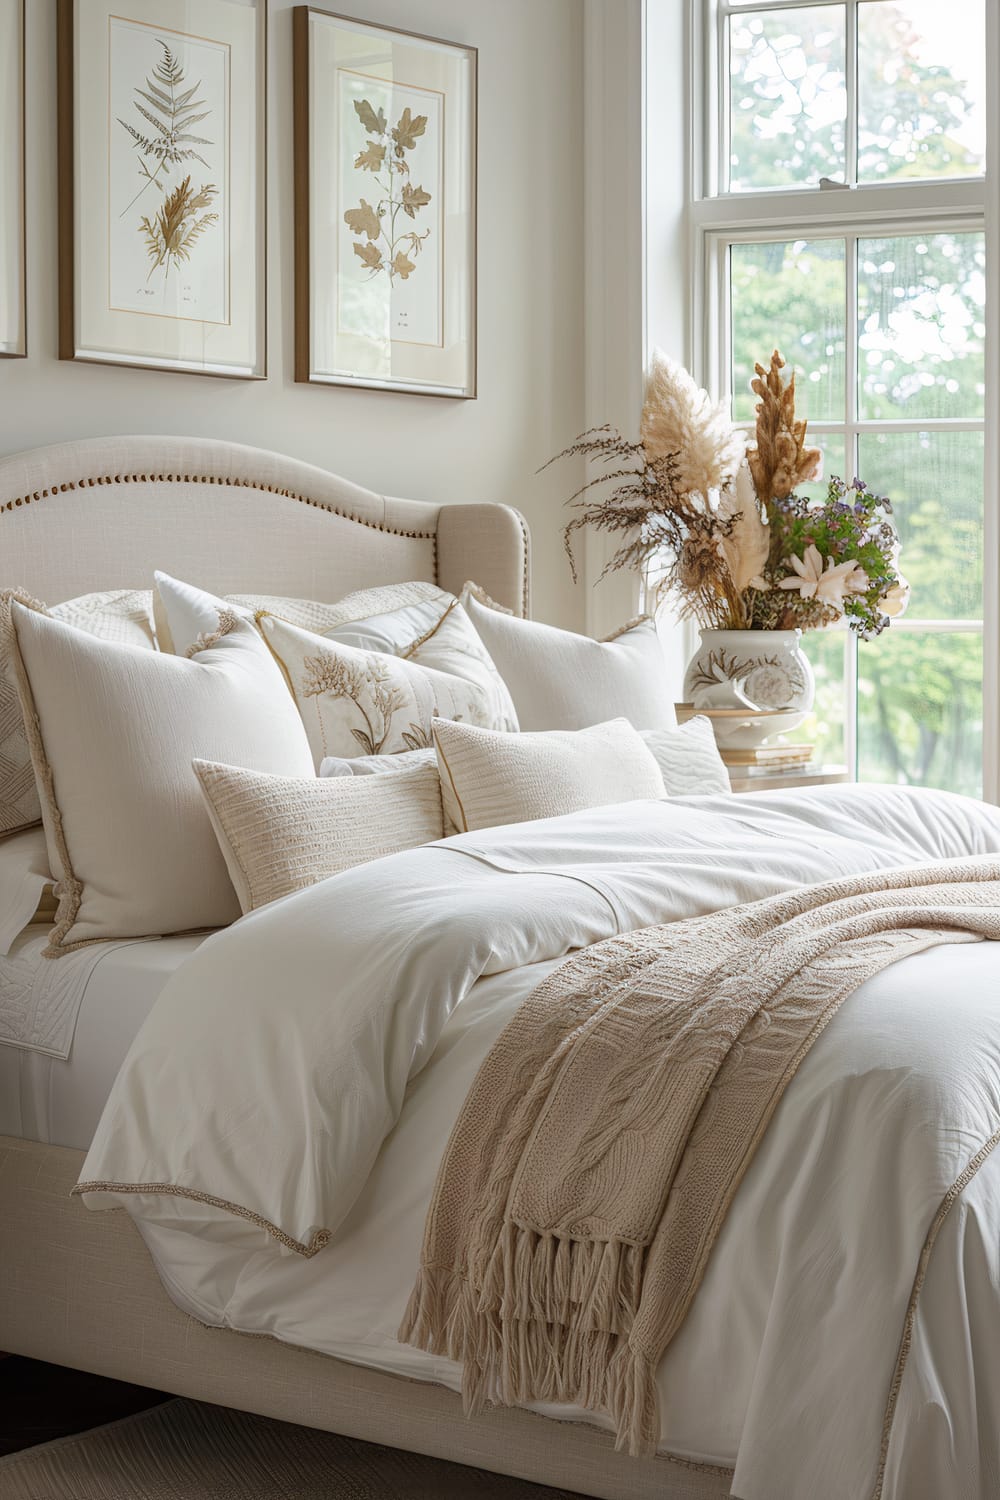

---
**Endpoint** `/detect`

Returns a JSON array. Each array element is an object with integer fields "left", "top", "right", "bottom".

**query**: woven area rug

[{"left": 0, "top": 1396, "right": 588, "bottom": 1499}]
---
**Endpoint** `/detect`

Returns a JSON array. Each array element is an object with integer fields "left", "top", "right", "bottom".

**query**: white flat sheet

[{"left": 0, "top": 933, "right": 206, "bottom": 1149}]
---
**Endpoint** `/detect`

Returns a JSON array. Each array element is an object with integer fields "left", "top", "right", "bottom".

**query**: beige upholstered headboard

[{"left": 0, "top": 436, "right": 530, "bottom": 615}]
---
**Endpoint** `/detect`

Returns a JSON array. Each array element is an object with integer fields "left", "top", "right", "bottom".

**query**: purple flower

[{"left": 852, "top": 477, "right": 865, "bottom": 491}]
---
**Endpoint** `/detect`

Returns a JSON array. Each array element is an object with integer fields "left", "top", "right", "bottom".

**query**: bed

[{"left": 3, "top": 435, "right": 1000, "bottom": 1500}]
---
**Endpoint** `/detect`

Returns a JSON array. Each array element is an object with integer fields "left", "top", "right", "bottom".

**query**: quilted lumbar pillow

[
  {"left": 257, "top": 613, "right": 495, "bottom": 766},
  {"left": 0, "top": 589, "right": 155, "bottom": 836},
  {"left": 194, "top": 757, "right": 444, "bottom": 913},
  {"left": 432, "top": 716, "right": 667, "bottom": 834},
  {"left": 463, "top": 588, "right": 676, "bottom": 733},
  {"left": 641, "top": 715, "right": 732, "bottom": 796},
  {"left": 8, "top": 602, "right": 314, "bottom": 953}
]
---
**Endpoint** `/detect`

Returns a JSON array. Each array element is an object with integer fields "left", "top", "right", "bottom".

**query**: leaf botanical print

[
  {"left": 344, "top": 96, "right": 433, "bottom": 287},
  {"left": 117, "top": 40, "right": 213, "bottom": 218},
  {"left": 139, "top": 175, "right": 219, "bottom": 282}
]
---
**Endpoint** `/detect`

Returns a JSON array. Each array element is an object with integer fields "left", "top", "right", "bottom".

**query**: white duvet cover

[{"left": 79, "top": 785, "right": 1000, "bottom": 1500}]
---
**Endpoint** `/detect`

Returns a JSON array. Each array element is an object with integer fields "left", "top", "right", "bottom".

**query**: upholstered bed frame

[{"left": 0, "top": 436, "right": 731, "bottom": 1500}]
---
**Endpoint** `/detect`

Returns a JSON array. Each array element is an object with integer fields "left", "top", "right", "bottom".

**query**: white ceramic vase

[{"left": 682, "top": 628, "right": 815, "bottom": 749}]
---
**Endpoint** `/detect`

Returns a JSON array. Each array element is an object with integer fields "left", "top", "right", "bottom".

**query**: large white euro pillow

[
  {"left": 432, "top": 716, "right": 667, "bottom": 834},
  {"left": 463, "top": 589, "right": 676, "bottom": 732},
  {"left": 0, "top": 588, "right": 156, "bottom": 836},
  {"left": 8, "top": 603, "right": 314, "bottom": 953}
]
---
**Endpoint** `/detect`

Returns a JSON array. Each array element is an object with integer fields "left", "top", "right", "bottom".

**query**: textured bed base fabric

[
  {"left": 0, "top": 1135, "right": 733, "bottom": 1500},
  {"left": 0, "top": 1398, "right": 602, "bottom": 1500}
]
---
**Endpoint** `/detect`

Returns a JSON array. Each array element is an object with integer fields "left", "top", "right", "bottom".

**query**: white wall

[{"left": 1, "top": 0, "right": 587, "bottom": 629}]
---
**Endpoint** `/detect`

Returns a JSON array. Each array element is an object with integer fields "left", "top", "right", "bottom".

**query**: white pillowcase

[
  {"left": 0, "top": 588, "right": 156, "bottom": 836},
  {"left": 0, "top": 826, "right": 54, "bottom": 956},
  {"left": 258, "top": 614, "right": 496, "bottom": 766},
  {"left": 432, "top": 716, "right": 667, "bottom": 834},
  {"left": 194, "top": 758, "right": 444, "bottom": 913},
  {"left": 463, "top": 589, "right": 676, "bottom": 733},
  {"left": 9, "top": 601, "right": 314, "bottom": 953},
  {"left": 641, "top": 716, "right": 732, "bottom": 796},
  {"left": 320, "top": 746, "right": 461, "bottom": 835}
]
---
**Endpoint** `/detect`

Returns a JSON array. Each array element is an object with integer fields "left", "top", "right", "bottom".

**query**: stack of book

[{"left": 719, "top": 743, "right": 814, "bottom": 771}]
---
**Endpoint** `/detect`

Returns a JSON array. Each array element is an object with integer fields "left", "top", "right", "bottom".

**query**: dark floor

[{"left": 0, "top": 1354, "right": 170, "bottom": 1457}]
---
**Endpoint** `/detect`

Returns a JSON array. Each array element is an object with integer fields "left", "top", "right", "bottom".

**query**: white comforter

[{"left": 79, "top": 785, "right": 1000, "bottom": 1500}]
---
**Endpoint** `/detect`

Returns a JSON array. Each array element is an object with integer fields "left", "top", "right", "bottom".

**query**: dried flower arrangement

[{"left": 553, "top": 349, "right": 908, "bottom": 639}]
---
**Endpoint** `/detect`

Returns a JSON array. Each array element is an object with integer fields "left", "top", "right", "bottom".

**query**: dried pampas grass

[{"left": 640, "top": 350, "right": 745, "bottom": 503}]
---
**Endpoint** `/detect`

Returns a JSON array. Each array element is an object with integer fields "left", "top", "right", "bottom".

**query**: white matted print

[
  {"left": 59, "top": 0, "right": 265, "bottom": 378},
  {"left": 295, "top": 7, "right": 476, "bottom": 398},
  {"left": 109, "top": 17, "right": 229, "bottom": 325},
  {"left": 0, "top": 0, "right": 25, "bottom": 358}
]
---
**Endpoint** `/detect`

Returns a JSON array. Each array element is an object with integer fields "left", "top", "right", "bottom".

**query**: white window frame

[{"left": 686, "top": 0, "right": 1000, "bottom": 801}]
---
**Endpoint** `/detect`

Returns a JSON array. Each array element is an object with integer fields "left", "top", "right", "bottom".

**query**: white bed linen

[
  {"left": 0, "top": 933, "right": 206, "bottom": 1148},
  {"left": 78, "top": 785, "right": 1000, "bottom": 1500}
]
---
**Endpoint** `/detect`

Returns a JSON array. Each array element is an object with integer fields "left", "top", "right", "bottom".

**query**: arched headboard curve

[{"left": 0, "top": 436, "right": 530, "bottom": 615}]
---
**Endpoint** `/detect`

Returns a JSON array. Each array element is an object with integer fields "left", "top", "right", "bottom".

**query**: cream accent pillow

[
  {"left": 155, "top": 575, "right": 519, "bottom": 736},
  {"left": 0, "top": 588, "right": 156, "bottom": 835},
  {"left": 463, "top": 589, "right": 676, "bottom": 733},
  {"left": 153, "top": 577, "right": 450, "bottom": 656},
  {"left": 258, "top": 614, "right": 495, "bottom": 766},
  {"left": 319, "top": 746, "right": 461, "bottom": 836},
  {"left": 8, "top": 604, "right": 315, "bottom": 954},
  {"left": 194, "top": 758, "right": 444, "bottom": 913},
  {"left": 0, "top": 826, "right": 54, "bottom": 955},
  {"left": 432, "top": 717, "right": 667, "bottom": 834},
  {"left": 642, "top": 716, "right": 732, "bottom": 796}
]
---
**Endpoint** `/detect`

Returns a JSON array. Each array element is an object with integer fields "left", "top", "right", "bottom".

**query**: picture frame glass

[
  {"left": 0, "top": 0, "right": 25, "bottom": 358},
  {"left": 64, "top": 0, "right": 266, "bottom": 377},
  {"left": 303, "top": 8, "right": 476, "bottom": 398}
]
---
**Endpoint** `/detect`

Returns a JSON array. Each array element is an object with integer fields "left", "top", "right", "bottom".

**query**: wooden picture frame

[
  {"left": 57, "top": 0, "right": 267, "bottom": 379},
  {"left": 293, "top": 5, "right": 477, "bottom": 398},
  {"left": 0, "top": 0, "right": 26, "bottom": 358}
]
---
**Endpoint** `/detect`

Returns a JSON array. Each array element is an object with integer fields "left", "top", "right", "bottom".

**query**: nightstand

[{"left": 728, "top": 764, "right": 850, "bottom": 795}]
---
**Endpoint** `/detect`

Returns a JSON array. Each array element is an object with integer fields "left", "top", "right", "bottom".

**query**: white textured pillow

[
  {"left": 463, "top": 589, "right": 676, "bottom": 733},
  {"left": 0, "top": 588, "right": 156, "bottom": 836},
  {"left": 258, "top": 614, "right": 495, "bottom": 766},
  {"left": 432, "top": 717, "right": 666, "bottom": 834},
  {"left": 642, "top": 716, "right": 732, "bottom": 796},
  {"left": 8, "top": 604, "right": 314, "bottom": 953},
  {"left": 0, "top": 826, "right": 54, "bottom": 955},
  {"left": 194, "top": 758, "right": 444, "bottom": 913}
]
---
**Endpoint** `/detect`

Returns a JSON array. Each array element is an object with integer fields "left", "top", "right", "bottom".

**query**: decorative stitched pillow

[
  {"left": 154, "top": 575, "right": 518, "bottom": 735},
  {"left": 432, "top": 716, "right": 667, "bottom": 834},
  {"left": 641, "top": 716, "right": 732, "bottom": 796},
  {"left": 0, "top": 589, "right": 156, "bottom": 836},
  {"left": 8, "top": 603, "right": 315, "bottom": 954},
  {"left": 463, "top": 587, "right": 676, "bottom": 733},
  {"left": 194, "top": 758, "right": 445, "bottom": 914},
  {"left": 258, "top": 613, "right": 495, "bottom": 766}
]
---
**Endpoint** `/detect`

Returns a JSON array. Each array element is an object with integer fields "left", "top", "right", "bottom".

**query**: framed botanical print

[
  {"left": 57, "top": 0, "right": 267, "bottom": 378},
  {"left": 293, "top": 6, "right": 477, "bottom": 398},
  {"left": 0, "top": 0, "right": 26, "bottom": 358}
]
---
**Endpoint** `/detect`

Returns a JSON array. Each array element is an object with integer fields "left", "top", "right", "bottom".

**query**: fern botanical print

[
  {"left": 344, "top": 98, "right": 433, "bottom": 286},
  {"left": 118, "top": 38, "right": 217, "bottom": 282}
]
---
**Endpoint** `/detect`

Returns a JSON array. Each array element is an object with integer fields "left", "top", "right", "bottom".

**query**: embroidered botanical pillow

[
  {"left": 0, "top": 589, "right": 156, "bottom": 836},
  {"left": 258, "top": 614, "right": 495, "bottom": 766},
  {"left": 154, "top": 575, "right": 518, "bottom": 735}
]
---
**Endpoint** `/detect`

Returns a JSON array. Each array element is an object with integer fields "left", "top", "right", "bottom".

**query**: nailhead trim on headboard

[{"left": 0, "top": 472, "right": 438, "bottom": 545}]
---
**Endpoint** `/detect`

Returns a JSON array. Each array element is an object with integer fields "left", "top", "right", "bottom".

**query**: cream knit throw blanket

[{"left": 399, "top": 856, "right": 1000, "bottom": 1455}]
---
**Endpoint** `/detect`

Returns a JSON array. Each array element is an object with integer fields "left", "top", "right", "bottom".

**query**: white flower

[
  {"left": 777, "top": 545, "right": 869, "bottom": 610},
  {"left": 640, "top": 349, "right": 745, "bottom": 503},
  {"left": 879, "top": 574, "right": 910, "bottom": 618}
]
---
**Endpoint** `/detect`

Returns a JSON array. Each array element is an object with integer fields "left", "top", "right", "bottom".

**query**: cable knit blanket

[{"left": 400, "top": 856, "right": 1000, "bottom": 1456}]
